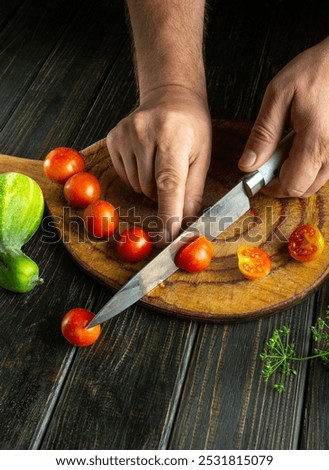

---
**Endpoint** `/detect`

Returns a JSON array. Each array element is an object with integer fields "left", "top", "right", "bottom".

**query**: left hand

[{"left": 238, "top": 36, "right": 329, "bottom": 198}]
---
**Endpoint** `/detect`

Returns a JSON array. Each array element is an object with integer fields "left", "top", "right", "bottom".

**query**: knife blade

[{"left": 88, "top": 131, "right": 294, "bottom": 328}]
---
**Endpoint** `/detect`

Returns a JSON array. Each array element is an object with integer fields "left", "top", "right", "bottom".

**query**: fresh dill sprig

[{"left": 260, "top": 309, "right": 329, "bottom": 393}]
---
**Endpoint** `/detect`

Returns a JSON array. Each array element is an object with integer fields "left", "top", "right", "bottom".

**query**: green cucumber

[
  {"left": 0, "top": 172, "right": 44, "bottom": 249},
  {"left": 0, "top": 249, "right": 43, "bottom": 293},
  {"left": 0, "top": 172, "right": 44, "bottom": 293}
]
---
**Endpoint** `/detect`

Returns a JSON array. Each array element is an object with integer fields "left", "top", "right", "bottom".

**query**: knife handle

[{"left": 243, "top": 130, "right": 295, "bottom": 197}]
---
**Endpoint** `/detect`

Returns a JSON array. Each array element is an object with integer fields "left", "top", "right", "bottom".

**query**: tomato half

[
  {"left": 63, "top": 172, "right": 102, "bottom": 208},
  {"left": 175, "top": 235, "right": 213, "bottom": 273},
  {"left": 288, "top": 224, "right": 324, "bottom": 262},
  {"left": 43, "top": 147, "right": 85, "bottom": 184},
  {"left": 116, "top": 227, "right": 152, "bottom": 262},
  {"left": 237, "top": 245, "right": 271, "bottom": 280},
  {"left": 61, "top": 308, "right": 101, "bottom": 347},
  {"left": 83, "top": 200, "right": 119, "bottom": 238}
]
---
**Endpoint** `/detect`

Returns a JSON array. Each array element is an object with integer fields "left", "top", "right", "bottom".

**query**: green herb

[{"left": 260, "top": 309, "right": 329, "bottom": 393}]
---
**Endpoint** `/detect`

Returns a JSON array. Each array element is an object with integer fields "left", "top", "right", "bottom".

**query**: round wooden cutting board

[{"left": 1, "top": 120, "right": 329, "bottom": 321}]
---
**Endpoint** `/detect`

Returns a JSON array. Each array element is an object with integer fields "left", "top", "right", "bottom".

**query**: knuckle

[
  {"left": 131, "top": 111, "right": 147, "bottom": 134},
  {"left": 266, "top": 72, "right": 294, "bottom": 100},
  {"left": 156, "top": 169, "right": 181, "bottom": 193},
  {"left": 279, "top": 179, "right": 305, "bottom": 197},
  {"left": 130, "top": 112, "right": 154, "bottom": 147},
  {"left": 266, "top": 76, "right": 283, "bottom": 98},
  {"left": 156, "top": 112, "right": 195, "bottom": 143},
  {"left": 316, "top": 138, "right": 329, "bottom": 163},
  {"left": 106, "top": 129, "right": 117, "bottom": 151},
  {"left": 110, "top": 112, "right": 151, "bottom": 146},
  {"left": 251, "top": 121, "right": 277, "bottom": 145}
]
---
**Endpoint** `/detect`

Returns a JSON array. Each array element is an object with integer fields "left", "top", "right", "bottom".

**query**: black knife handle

[{"left": 243, "top": 130, "right": 295, "bottom": 197}]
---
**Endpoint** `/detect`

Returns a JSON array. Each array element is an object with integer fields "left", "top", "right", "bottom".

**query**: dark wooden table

[{"left": 1, "top": 0, "right": 329, "bottom": 451}]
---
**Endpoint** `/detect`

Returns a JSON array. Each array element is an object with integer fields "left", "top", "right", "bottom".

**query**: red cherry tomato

[
  {"left": 288, "top": 224, "right": 324, "bottom": 262},
  {"left": 237, "top": 245, "right": 271, "bottom": 280},
  {"left": 175, "top": 235, "right": 213, "bottom": 273},
  {"left": 63, "top": 172, "right": 102, "bottom": 208},
  {"left": 61, "top": 308, "right": 101, "bottom": 347},
  {"left": 43, "top": 147, "right": 85, "bottom": 184},
  {"left": 116, "top": 227, "right": 152, "bottom": 262},
  {"left": 83, "top": 200, "right": 119, "bottom": 238}
]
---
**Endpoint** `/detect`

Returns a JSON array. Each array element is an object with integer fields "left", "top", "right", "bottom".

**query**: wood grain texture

[
  {"left": 1, "top": 120, "right": 328, "bottom": 322},
  {"left": 0, "top": 0, "right": 87, "bottom": 132},
  {"left": 2, "top": 0, "right": 329, "bottom": 452},
  {"left": 299, "top": 282, "right": 329, "bottom": 450},
  {"left": 0, "top": 0, "right": 128, "bottom": 449},
  {"left": 0, "top": 226, "right": 103, "bottom": 449},
  {"left": 41, "top": 306, "right": 195, "bottom": 450},
  {"left": 168, "top": 300, "right": 316, "bottom": 449},
  {"left": 0, "top": 0, "right": 128, "bottom": 159}
]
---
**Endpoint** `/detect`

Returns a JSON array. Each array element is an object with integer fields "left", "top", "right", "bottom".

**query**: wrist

[
  {"left": 138, "top": 83, "right": 209, "bottom": 109},
  {"left": 126, "top": 0, "right": 207, "bottom": 103}
]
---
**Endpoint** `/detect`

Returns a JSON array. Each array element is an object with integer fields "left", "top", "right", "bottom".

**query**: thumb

[{"left": 238, "top": 84, "right": 290, "bottom": 172}]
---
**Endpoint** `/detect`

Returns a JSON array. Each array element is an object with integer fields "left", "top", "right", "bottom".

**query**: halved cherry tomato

[
  {"left": 175, "top": 235, "right": 213, "bottom": 273},
  {"left": 288, "top": 224, "right": 324, "bottom": 262},
  {"left": 61, "top": 308, "right": 101, "bottom": 347},
  {"left": 116, "top": 226, "right": 152, "bottom": 262},
  {"left": 43, "top": 147, "right": 85, "bottom": 184},
  {"left": 63, "top": 171, "right": 102, "bottom": 208},
  {"left": 237, "top": 245, "right": 271, "bottom": 280},
  {"left": 83, "top": 200, "right": 119, "bottom": 238}
]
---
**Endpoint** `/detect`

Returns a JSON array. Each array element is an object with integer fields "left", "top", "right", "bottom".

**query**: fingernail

[{"left": 239, "top": 150, "right": 257, "bottom": 167}]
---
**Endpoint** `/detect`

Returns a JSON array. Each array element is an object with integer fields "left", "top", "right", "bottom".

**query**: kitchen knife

[{"left": 88, "top": 131, "right": 294, "bottom": 328}]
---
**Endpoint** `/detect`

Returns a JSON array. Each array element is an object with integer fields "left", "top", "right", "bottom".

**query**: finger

[
  {"left": 183, "top": 150, "right": 210, "bottom": 226},
  {"left": 106, "top": 131, "right": 129, "bottom": 186},
  {"left": 303, "top": 165, "right": 329, "bottom": 197},
  {"left": 238, "top": 80, "right": 292, "bottom": 172},
  {"left": 262, "top": 135, "right": 323, "bottom": 197},
  {"left": 107, "top": 147, "right": 131, "bottom": 188},
  {"left": 135, "top": 147, "right": 158, "bottom": 201},
  {"left": 107, "top": 131, "right": 142, "bottom": 193},
  {"left": 155, "top": 147, "right": 189, "bottom": 243},
  {"left": 120, "top": 152, "right": 142, "bottom": 193}
]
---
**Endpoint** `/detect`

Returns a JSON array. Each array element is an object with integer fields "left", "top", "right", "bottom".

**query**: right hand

[
  {"left": 238, "top": 37, "right": 329, "bottom": 199},
  {"left": 107, "top": 85, "right": 212, "bottom": 243}
]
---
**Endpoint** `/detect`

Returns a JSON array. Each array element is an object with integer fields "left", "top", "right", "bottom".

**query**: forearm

[{"left": 126, "top": 0, "right": 207, "bottom": 101}]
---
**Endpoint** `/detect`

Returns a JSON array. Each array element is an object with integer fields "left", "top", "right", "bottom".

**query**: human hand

[
  {"left": 238, "top": 37, "right": 329, "bottom": 198},
  {"left": 107, "top": 86, "right": 212, "bottom": 242}
]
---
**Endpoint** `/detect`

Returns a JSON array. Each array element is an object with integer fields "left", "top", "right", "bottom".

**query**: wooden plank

[
  {"left": 0, "top": 225, "right": 103, "bottom": 449},
  {"left": 299, "top": 283, "right": 329, "bottom": 450},
  {"left": 0, "top": 0, "right": 87, "bottom": 132},
  {"left": 0, "top": 0, "right": 128, "bottom": 159},
  {"left": 0, "top": 0, "right": 129, "bottom": 449},
  {"left": 73, "top": 47, "right": 137, "bottom": 149},
  {"left": 169, "top": 300, "right": 315, "bottom": 449},
  {"left": 0, "top": 1, "right": 24, "bottom": 29},
  {"left": 205, "top": 1, "right": 277, "bottom": 119},
  {"left": 41, "top": 298, "right": 196, "bottom": 449}
]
